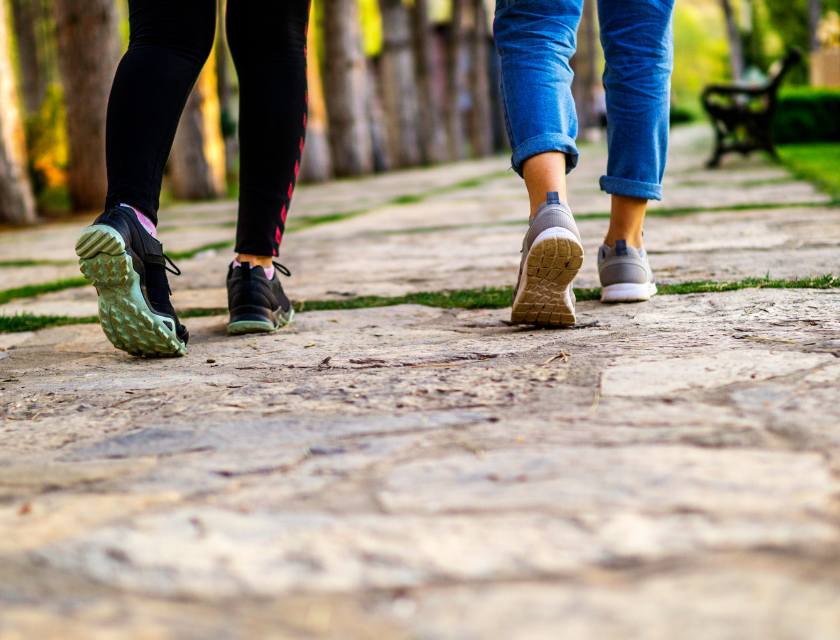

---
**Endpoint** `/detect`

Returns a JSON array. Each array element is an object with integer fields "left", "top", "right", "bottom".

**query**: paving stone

[
  {"left": 39, "top": 508, "right": 837, "bottom": 598},
  {"left": 407, "top": 569, "right": 840, "bottom": 640},
  {"left": 2, "top": 125, "right": 840, "bottom": 637},
  {"left": 378, "top": 446, "right": 834, "bottom": 517}
]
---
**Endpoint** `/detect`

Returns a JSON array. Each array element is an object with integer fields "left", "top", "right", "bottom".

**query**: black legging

[{"left": 105, "top": 0, "right": 310, "bottom": 257}]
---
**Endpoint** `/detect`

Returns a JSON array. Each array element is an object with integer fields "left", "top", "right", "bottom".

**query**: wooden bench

[{"left": 702, "top": 48, "right": 802, "bottom": 168}]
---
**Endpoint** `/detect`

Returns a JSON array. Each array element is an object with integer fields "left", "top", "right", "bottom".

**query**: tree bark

[
  {"left": 720, "top": 0, "right": 744, "bottom": 80},
  {"left": 0, "top": 0, "right": 36, "bottom": 224},
  {"left": 52, "top": 0, "right": 120, "bottom": 212},
  {"left": 9, "top": 0, "right": 46, "bottom": 115},
  {"left": 809, "top": 0, "right": 822, "bottom": 52},
  {"left": 169, "top": 51, "right": 226, "bottom": 201},
  {"left": 446, "top": 0, "right": 467, "bottom": 159},
  {"left": 215, "top": 0, "right": 238, "bottom": 176},
  {"left": 378, "top": 0, "right": 421, "bottom": 168},
  {"left": 411, "top": 0, "right": 449, "bottom": 163},
  {"left": 367, "top": 58, "right": 392, "bottom": 172},
  {"left": 322, "top": 0, "right": 373, "bottom": 176},
  {"left": 299, "top": 8, "right": 332, "bottom": 183},
  {"left": 468, "top": 0, "right": 492, "bottom": 157},
  {"left": 570, "top": 0, "right": 597, "bottom": 131}
]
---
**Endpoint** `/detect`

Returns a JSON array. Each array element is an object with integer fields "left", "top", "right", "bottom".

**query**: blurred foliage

[
  {"left": 774, "top": 86, "right": 840, "bottom": 143},
  {"left": 24, "top": 83, "right": 68, "bottom": 199},
  {"left": 764, "top": 0, "right": 840, "bottom": 83},
  {"left": 669, "top": 105, "right": 696, "bottom": 125},
  {"left": 359, "top": 0, "right": 383, "bottom": 57},
  {"left": 672, "top": 0, "right": 730, "bottom": 114}
]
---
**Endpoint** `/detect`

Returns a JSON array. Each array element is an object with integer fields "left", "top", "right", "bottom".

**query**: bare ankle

[{"left": 236, "top": 254, "right": 273, "bottom": 269}]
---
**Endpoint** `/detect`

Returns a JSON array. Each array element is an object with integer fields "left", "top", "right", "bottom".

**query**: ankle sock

[
  {"left": 122, "top": 203, "right": 157, "bottom": 239},
  {"left": 233, "top": 258, "right": 274, "bottom": 280}
]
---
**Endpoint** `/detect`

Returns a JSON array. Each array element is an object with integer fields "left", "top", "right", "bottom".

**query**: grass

[
  {"left": 2, "top": 275, "right": 838, "bottom": 334},
  {"left": 0, "top": 277, "right": 88, "bottom": 306},
  {"left": 166, "top": 241, "right": 236, "bottom": 261},
  {"left": 0, "top": 259, "right": 75, "bottom": 267},
  {"left": 0, "top": 313, "right": 98, "bottom": 333},
  {"left": 778, "top": 143, "right": 840, "bottom": 199}
]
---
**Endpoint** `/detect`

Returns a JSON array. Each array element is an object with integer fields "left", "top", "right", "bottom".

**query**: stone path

[{"left": 1, "top": 125, "right": 840, "bottom": 639}]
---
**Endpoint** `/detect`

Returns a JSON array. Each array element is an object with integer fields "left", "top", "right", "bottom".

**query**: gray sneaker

[
  {"left": 597, "top": 239, "right": 657, "bottom": 302},
  {"left": 511, "top": 196, "right": 583, "bottom": 326}
]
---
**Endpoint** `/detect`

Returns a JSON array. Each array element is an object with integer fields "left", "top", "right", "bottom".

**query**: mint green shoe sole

[
  {"left": 75, "top": 225, "right": 186, "bottom": 357},
  {"left": 227, "top": 309, "right": 295, "bottom": 336}
]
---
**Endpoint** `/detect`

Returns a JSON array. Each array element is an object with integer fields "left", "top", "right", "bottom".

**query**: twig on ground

[
  {"left": 589, "top": 389, "right": 600, "bottom": 414},
  {"left": 541, "top": 350, "right": 569, "bottom": 366},
  {"left": 740, "top": 336, "right": 797, "bottom": 344},
  {"left": 411, "top": 358, "right": 491, "bottom": 368}
]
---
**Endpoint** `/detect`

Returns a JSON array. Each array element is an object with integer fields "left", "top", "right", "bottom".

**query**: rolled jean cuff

[
  {"left": 511, "top": 133, "right": 579, "bottom": 178},
  {"left": 599, "top": 176, "right": 662, "bottom": 201}
]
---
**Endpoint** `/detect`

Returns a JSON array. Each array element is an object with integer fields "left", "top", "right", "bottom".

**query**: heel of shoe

[
  {"left": 75, "top": 225, "right": 125, "bottom": 259},
  {"left": 600, "top": 282, "right": 654, "bottom": 303}
]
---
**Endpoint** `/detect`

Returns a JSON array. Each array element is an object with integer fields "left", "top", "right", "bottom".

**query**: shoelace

[
  {"left": 164, "top": 254, "right": 181, "bottom": 276},
  {"left": 157, "top": 254, "right": 181, "bottom": 295},
  {"left": 273, "top": 262, "right": 291, "bottom": 277}
]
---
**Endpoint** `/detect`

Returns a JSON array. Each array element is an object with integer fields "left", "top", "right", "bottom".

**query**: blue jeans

[{"left": 494, "top": 0, "right": 674, "bottom": 200}]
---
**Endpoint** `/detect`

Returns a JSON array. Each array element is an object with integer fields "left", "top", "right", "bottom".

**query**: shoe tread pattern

[
  {"left": 511, "top": 233, "right": 583, "bottom": 327},
  {"left": 75, "top": 225, "right": 185, "bottom": 357}
]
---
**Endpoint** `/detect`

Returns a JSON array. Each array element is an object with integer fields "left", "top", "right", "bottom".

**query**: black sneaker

[
  {"left": 227, "top": 261, "right": 294, "bottom": 335},
  {"left": 75, "top": 205, "right": 188, "bottom": 357}
]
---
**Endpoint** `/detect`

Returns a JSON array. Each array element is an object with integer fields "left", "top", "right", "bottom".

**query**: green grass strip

[
  {"left": 656, "top": 274, "right": 840, "bottom": 295},
  {"left": 778, "top": 143, "right": 840, "bottom": 199},
  {"left": 3, "top": 275, "right": 837, "bottom": 335},
  {"left": 0, "top": 313, "right": 98, "bottom": 333},
  {"left": 0, "top": 259, "right": 76, "bottom": 267},
  {"left": 0, "top": 277, "right": 88, "bottom": 306},
  {"left": 166, "top": 241, "right": 236, "bottom": 261}
]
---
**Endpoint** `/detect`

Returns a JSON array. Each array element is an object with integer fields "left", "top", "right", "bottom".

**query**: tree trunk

[
  {"left": 446, "top": 0, "right": 467, "bottom": 159},
  {"left": 720, "top": 0, "right": 744, "bottom": 80},
  {"left": 9, "top": 0, "right": 46, "bottom": 115},
  {"left": 367, "top": 58, "right": 392, "bottom": 172},
  {"left": 571, "top": 0, "right": 597, "bottom": 131},
  {"left": 299, "top": 12, "right": 333, "bottom": 183},
  {"left": 809, "top": 0, "right": 822, "bottom": 52},
  {"left": 411, "top": 0, "right": 449, "bottom": 163},
  {"left": 322, "top": 0, "right": 373, "bottom": 176},
  {"left": 378, "top": 0, "right": 422, "bottom": 168},
  {"left": 216, "top": 0, "right": 238, "bottom": 176},
  {"left": 169, "top": 52, "right": 226, "bottom": 201},
  {"left": 52, "top": 0, "right": 120, "bottom": 212},
  {"left": 468, "top": 0, "right": 492, "bottom": 157},
  {"left": 0, "top": 0, "right": 37, "bottom": 224}
]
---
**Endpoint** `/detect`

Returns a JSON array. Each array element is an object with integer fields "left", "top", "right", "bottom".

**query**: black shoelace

[{"left": 273, "top": 262, "right": 291, "bottom": 277}]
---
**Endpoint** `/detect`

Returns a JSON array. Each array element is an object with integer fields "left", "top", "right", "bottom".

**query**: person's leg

[
  {"left": 226, "top": 0, "right": 310, "bottom": 268},
  {"left": 523, "top": 152, "right": 566, "bottom": 219},
  {"left": 105, "top": 0, "right": 216, "bottom": 221},
  {"left": 224, "top": 0, "right": 310, "bottom": 335},
  {"left": 598, "top": 0, "right": 674, "bottom": 248},
  {"left": 494, "top": 0, "right": 582, "bottom": 208},
  {"left": 494, "top": 0, "right": 585, "bottom": 327},
  {"left": 596, "top": 0, "right": 674, "bottom": 302},
  {"left": 604, "top": 195, "right": 646, "bottom": 248},
  {"left": 77, "top": 0, "right": 216, "bottom": 357}
]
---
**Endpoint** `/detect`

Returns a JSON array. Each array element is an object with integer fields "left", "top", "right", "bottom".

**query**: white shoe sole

[
  {"left": 600, "top": 282, "right": 658, "bottom": 303},
  {"left": 511, "top": 228, "right": 583, "bottom": 327}
]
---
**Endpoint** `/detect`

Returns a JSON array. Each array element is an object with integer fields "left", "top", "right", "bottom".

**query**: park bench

[{"left": 702, "top": 48, "right": 802, "bottom": 167}]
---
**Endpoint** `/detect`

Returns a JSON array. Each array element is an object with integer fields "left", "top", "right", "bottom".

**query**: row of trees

[
  {"left": 718, "top": 0, "right": 836, "bottom": 81},
  {"left": 0, "top": 0, "right": 526, "bottom": 225}
]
